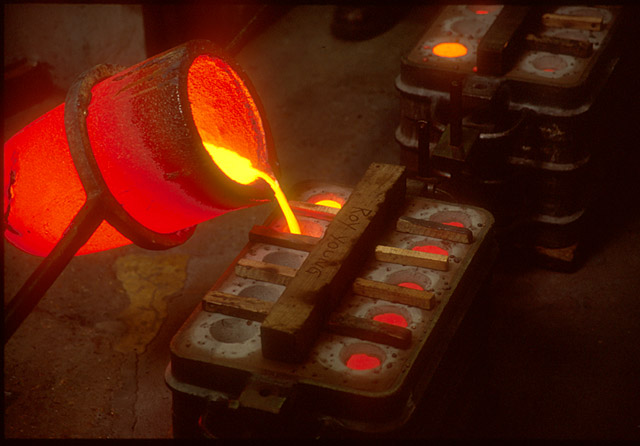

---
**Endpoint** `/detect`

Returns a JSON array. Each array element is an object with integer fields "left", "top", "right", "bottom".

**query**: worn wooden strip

[
  {"left": 353, "top": 278, "right": 436, "bottom": 310},
  {"left": 524, "top": 33, "right": 593, "bottom": 58},
  {"left": 261, "top": 163, "right": 407, "bottom": 363},
  {"left": 235, "top": 258, "right": 295, "bottom": 286},
  {"left": 289, "top": 200, "right": 340, "bottom": 221},
  {"left": 396, "top": 216, "right": 473, "bottom": 243},
  {"left": 327, "top": 313, "right": 412, "bottom": 349},
  {"left": 249, "top": 225, "right": 320, "bottom": 252},
  {"left": 542, "top": 13, "right": 602, "bottom": 31},
  {"left": 202, "top": 290, "right": 271, "bottom": 321},
  {"left": 375, "top": 245, "right": 449, "bottom": 271}
]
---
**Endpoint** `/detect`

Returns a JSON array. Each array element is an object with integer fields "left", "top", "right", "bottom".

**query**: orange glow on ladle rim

[
  {"left": 204, "top": 142, "right": 301, "bottom": 234},
  {"left": 433, "top": 42, "right": 468, "bottom": 58}
]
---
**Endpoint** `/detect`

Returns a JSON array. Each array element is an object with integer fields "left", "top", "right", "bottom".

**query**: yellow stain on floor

[{"left": 114, "top": 254, "right": 189, "bottom": 353}]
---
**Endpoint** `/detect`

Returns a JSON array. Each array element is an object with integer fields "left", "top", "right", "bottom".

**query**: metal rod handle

[{"left": 4, "top": 199, "right": 105, "bottom": 343}]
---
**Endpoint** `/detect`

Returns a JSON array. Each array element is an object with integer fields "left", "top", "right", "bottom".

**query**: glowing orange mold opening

[
  {"left": 398, "top": 282, "right": 424, "bottom": 291},
  {"left": 314, "top": 199, "right": 342, "bottom": 209},
  {"left": 373, "top": 313, "right": 408, "bottom": 328},
  {"left": 413, "top": 245, "right": 449, "bottom": 256},
  {"left": 346, "top": 353, "right": 381, "bottom": 370},
  {"left": 433, "top": 42, "right": 468, "bottom": 58}
]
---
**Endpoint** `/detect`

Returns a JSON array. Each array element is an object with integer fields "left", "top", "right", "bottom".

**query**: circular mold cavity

[
  {"left": 466, "top": 5, "right": 502, "bottom": 15},
  {"left": 299, "top": 220, "right": 325, "bottom": 238},
  {"left": 433, "top": 42, "right": 468, "bottom": 58},
  {"left": 429, "top": 210, "right": 472, "bottom": 228},
  {"left": 307, "top": 193, "right": 346, "bottom": 209},
  {"left": 209, "top": 317, "right": 259, "bottom": 343},
  {"left": 532, "top": 54, "right": 569, "bottom": 73},
  {"left": 296, "top": 186, "right": 351, "bottom": 205},
  {"left": 271, "top": 217, "right": 326, "bottom": 238},
  {"left": 237, "top": 284, "right": 282, "bottom": 302},
  {"left": 340, "top": 343, "right": 386, "bottom": 371},
  {"left": 387, "top": 269, "right": 432, "bottom": 291},
  {"left": 544, "top": 28, "right": 590, "bottom": 42},
  {"left": 450, "top": 19, "right": 487, "bottom": 37},
  {"left": 263, "top": 250, "right": 306, "bottom": 268},
  {"left": 367, "top": 305, "right": 412, "bottom": 328},
  {"left": 398, "top": 282, "right": 423, "bottom": 290}
]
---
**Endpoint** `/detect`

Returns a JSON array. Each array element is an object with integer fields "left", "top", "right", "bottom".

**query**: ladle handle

[{"left": 4, "top": 199, "right": 104, "bottom": 344}]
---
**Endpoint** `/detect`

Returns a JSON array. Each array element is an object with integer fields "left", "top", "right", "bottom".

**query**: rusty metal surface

[{"left": 64, "top": 62, "right": 197, "bottom": 250}]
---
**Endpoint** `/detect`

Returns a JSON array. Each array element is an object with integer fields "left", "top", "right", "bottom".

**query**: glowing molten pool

[
  {"left": 433, "top": 42, "right": 468, "bottom": 58},
  {"left": 412, "top": 245, "right": 449, "bottom": 256},
  {"left": 314, "top": 199, "right": 342, "bottom": 209},
  {"left": 373, "top": 312, "right": 408, "bottom": 328},
  {"left": 346, "top": 353, "right": 381, "bottom": 370},
  {"left": 398, "top": 282, "right": 424, "bottom": 291}
]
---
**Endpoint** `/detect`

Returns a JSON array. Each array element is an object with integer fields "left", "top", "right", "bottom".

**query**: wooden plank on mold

[
  {"left": 327, "top": 313, "right": 412, "bottom": 349},
  {"left": 202, "top": 290, "right": 272, "bottom": 322},
  {"left": 260, "top": 163, "right": 407, "bottom": 363},
  {"left": 353, "top": 278, "right": 436, "bottom": 310},
  {"left": 396, "top": 216, "right": 473, "bottom": 243},
  {"left": 524, "top": 33, "right": 593, "bottom": 58},
  {"left": 235, "top": 258, "right": 295, "bottom": 286},
  {"left": 542, "top": 13, "right": 602, "bottom": 31},
  {"left": 375, "top": 245, "right": 449, "bottom": 271},
  {"left": 249, "top": 225, "right": 319, "bottom": 252},
  {"left": 289, "top": 200, "right": 339, "bottom": 220}
]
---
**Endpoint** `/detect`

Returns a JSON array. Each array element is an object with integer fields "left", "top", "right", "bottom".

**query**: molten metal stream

[{"left": 203, "top": 142, "right": 301, "bottom": 234}]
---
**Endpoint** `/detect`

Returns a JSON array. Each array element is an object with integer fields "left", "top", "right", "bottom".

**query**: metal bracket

[{"left": 235, "top": 375, "right": 295, "bottom": 415}]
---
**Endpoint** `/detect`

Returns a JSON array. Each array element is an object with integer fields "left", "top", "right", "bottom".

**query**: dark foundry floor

[{"left": 4, "top": 5, "right": 640, "bottom": 439}]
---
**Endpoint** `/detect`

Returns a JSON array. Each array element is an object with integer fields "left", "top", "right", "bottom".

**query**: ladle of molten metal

[{"left": 3, "top": 39, "right": 299, "bottom": 342}]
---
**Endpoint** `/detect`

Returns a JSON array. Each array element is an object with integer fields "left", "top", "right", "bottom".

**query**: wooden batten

[
  {"left": 375, "top": 245, "right": 449, "bottom": 271},
  {"left": 202, "top": 290, "right": 272, "bottom": 322},
  {"left": 396, "top": 216, "right": 473, "bottom": 243},
  {"left": 202, "top": 290, "right": 412, "bottom": 349},
  {"left": 235, "top": 258, "right": 296, "bottom": 286},
  {"left": 249, "top": 225, "right": 320, "bottom": 252},
  {"left": 260, "top": 163, "right": 407, "bottom": 363},
  {"left": 327, "top": 313, "right": 412, "bottom": 350},
  {"left": 353, "top": 278, "right": 436, "bottom": 310},
  {"left": 289, "top": 201, "right": 340, "bottom": 220},
  {"left": 542, "top": 13, "right": 603, "bottom": 31}
]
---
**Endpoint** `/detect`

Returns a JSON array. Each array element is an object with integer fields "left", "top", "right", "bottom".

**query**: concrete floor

[{"left": 4, "top": 5, "right": 640, "bottom": 439}]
